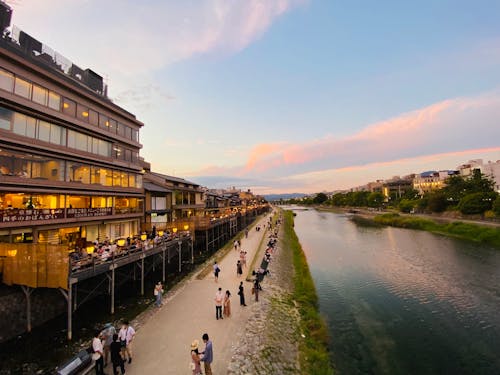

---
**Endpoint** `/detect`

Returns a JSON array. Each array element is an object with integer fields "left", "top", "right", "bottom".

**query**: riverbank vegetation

[
  {"left": 284, "top": 171, "right": 500, "bottom": 220},
  {"left": 372, "top": 213, "right": 500, "bottom": 248},
  {"left": 283, "top": 210, "right": 334, "bottom": 375}
]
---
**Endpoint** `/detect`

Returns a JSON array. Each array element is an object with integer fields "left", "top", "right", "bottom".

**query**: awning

[{"left": 143, "top": 182, "right": 171, "bottom": 193}]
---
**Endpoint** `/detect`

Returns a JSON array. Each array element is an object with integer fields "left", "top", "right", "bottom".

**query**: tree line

[{"left": 284, "top": 170, "right": 500, "bottom": 217}]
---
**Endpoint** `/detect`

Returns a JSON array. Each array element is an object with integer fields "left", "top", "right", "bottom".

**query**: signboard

[
  {"left": 66, "top": 207, "right": 112, "bottom": 218},
  {"left": 1, "top": 209, "right": 65, "bottom": 223}
]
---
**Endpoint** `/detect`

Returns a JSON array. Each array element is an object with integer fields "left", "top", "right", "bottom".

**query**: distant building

[
  {"left": 457, "top": 159, "right": 500, "bottom": 193},
  {"left": 413, "top": 170, "right": 459, "bottom": 195}
]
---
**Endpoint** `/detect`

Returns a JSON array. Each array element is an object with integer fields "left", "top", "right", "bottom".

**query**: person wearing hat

[
  {"left": 100, "top": 322, "right": 116, "bottom": 367},
  {"left": 190, "top": 339, "right": 202, "bottom": 375}
]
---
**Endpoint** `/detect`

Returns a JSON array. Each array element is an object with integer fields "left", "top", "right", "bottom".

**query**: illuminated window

[
  {"left": 14, "top": 77, "right": 32, "bottom": 99},
  {"left": 0, "top": 68, "right": 14, "bottom": 92},
  {"left": 32, "top": 85, "right": 48, "bottom": 106},
  {"left": 48, "top": 91, "right": 61, "bottom": 111}
]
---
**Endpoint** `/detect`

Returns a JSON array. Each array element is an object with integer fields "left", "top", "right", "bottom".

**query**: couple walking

[
  {"left": 190, "top": 333, "right": 213, "bottom": 375},
  {"left": 214, "top": 287, "right": 231, "bottom": 319}
]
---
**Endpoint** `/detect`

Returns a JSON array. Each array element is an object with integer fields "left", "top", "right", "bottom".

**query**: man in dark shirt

[{"left": 110, "top": 333, "right": 125, "bottom": 375}]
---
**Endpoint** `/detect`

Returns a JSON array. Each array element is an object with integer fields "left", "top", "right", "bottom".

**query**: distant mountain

[{"left": 263, "top": 193, "right": 308, "bottom": 201}]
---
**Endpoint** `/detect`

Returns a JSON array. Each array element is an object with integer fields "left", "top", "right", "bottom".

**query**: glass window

[
  {"left": 120, "top": 172, "right": 129, "bottom": 187},
  {"left": 0, "top": 107, "right": 12, "bottom": 130},
  {"left": 26, "top": 117, "right": 36, "bottom": 138},
  {"left": 98, "top": 140, "right": 111, "bottom": 157},
  {"left": 113, "top": 145, "right": 122, "bottom": 159},
  {"left": 136, "top": 174, "right": 143, "bottom": 188},
  {"left": 30, "top": 156, "right": 63, "bottom": 181},
  {"left": 77, "top": 103, "right": 89, "bottom": 122},
  {"left": 117, "top": 122, "right": 126, "bottom": 137},
  {"left": 14, "top": 77, "right": 32, "bottom": 98},
  {"left": 67, "top": 163, "right": 90, "bottom": 183},
  {"left": 0, "top": 68, "right": 14, "bottom": 92},
  {"left": 67, "top": 129, "right": 76, "bottom": 149},
  {"left": 124, "top": 149, "right": 132, "bottom": 161},
  {"left": 104, "top": 169, "right": 113, "bottom": 186},
  {"left": 62, "top": 97, "right": 76, "bottom": 116},
  {"left": 49, "top": 124, "right": 65, "bottom": 145},
  {"left": 132, "top": 151, "right": 139, "bottom": 163},
  {"left": 99, "top": 114, "right": 108, "bottom": 130},
  {"left": 48, "top": 91, "right": 61, "bottom": 111},
  {"left": 132, "top": 129, "right": 139, "bottom": 142},
  {"left": 91, "top": 166, "right": 104, "bottom": 185},
  {"left": 75, "top": 132, "right": 88, "bottom": 151},
  {"left": 38, "top": 120, "right": 51, "bottom": 142},
  {"left": 12, "top": 112, "right": 27, "bottom": 135},
  {"left": 129, "top": 174, "right": 136, "bottom": 188},
  {"left": 32, "top": 85, "right": 48, "bottom": 105},
  {"left": 108, "top": 119, "right": 117, "bottom": 133},
  {"left": 124, "top": 126, "right": 132, "bottom": 140},
  {"left": 113, "top": 170, "right": 121, "bottom": 186},
  {"left": 89, "top": 109, "right": 98, "bottom": 126}
]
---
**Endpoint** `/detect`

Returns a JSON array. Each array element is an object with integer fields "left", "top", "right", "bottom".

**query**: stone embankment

[{"left": 228, "top": 218, "right": 301, "bottom": 374}]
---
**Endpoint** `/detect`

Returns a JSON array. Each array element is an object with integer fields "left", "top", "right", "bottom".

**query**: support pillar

[
  {"left": 141, "top": 256, "right": 145, "bottom": 296},
  {"left": 111, "top": 266, "right": 115, "bottom": 314},
  {"left": 20, "top": 285, "right": 33, "bottom": 333},
  {"left": 59, "top": 287, "right": 72, "bottom": 341},
  {"left": 178, "top": 241, "right": 182, "bottom": 273},
  {"left": 162, "top": 247, "right": 166, "bottom": 282},
  {"left": 191, "top": 239, "right": 194, "bottom": 264}
]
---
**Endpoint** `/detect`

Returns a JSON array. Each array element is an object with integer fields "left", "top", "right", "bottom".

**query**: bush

[
  {"left": 493, "top": 197, "right": 500, "bottom": 217},
  {"left": 458, "top": 192, "right": 496, "bottom": 215}
]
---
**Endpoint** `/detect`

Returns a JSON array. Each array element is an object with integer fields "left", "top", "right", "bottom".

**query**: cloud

[
  {"left": 232, "top": 92, "right": 500, "bottom": 178},
  {"left": 113, "top": 83, "right": 174, "bottom": 112},
  {"left": 8, "top": 0, "right": 307, "bottom": 75}
]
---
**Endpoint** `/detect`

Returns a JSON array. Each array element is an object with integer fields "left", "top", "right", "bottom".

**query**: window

[
  {"left": 75, "top": 132, "right": 88, "bottom": 151},
  {"left": 62, "top": 97, "right": 76, "bottom": 116},
  {"left": 32, "top": 85, "right": 48, "bottom": 106},
  {"left": 12, "top": 113, "right": 28, "bottom": 136},
  {"left": 49, "top": 124, "right": 65, "bottom": 145},
  {"left": 98, "top": 140, "right": 111, "bottom": 157},
  {"left": 0, "top": 69, "right": 14, "bottom": 92},
  {"left": 120, "top": 172, "right": 129, "bottom": 187},
  {"left": 99, "top": 114, "right": 108, "bottom": 130},
  {"left": 113, "top": 170, "right": 121, "bottom": 186},
  {"left": 14, "top": 77, "right": 32, "bottom": 99},
  {"left": 89, "top": 109, "right": 98, "bottom": 126},
  {"left": 48, "top": 91, "right": 61, "bottom": 111},
  {"left": 91, "top": 166, "right": 104, "bottom": 185},
  {"left": 108, "top": 119, "right": 117, "bottom": 133},
  {"left": 67, "top": 129, "right": 76, "bottom": 149},
  {"left": 132, "top": 129, "right": 139, "bottom": 142},
  {"left": 152, "top": 197, "right": 167, "bottom": 210},
  {"left": 117, "top": 122, "right": 126, "bottom": 137},
  {"left": 124, "top": 126, "right": 132, "bottom": 140},
  {"left": 77, "top": 103, "right": 89, "bottom": 122},
  {"left": 38, "top": 120, "right": 51, "bottom": 142}
]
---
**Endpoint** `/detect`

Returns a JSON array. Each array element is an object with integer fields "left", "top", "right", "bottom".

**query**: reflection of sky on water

[{"left": 292, "top": 209, "right": 500, "bottom": 375}]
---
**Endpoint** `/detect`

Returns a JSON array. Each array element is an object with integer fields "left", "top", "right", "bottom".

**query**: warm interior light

[
  {"left": 158, "top": 230, "right": 164, "bottom": 237},
  {"left": 172, "top": 227, "right": 178, "bottom": 233},
  {"left": 82, "top": 111, "right": 89, "bottom": 117},
  {"left": 140, "top": 233, "right": 147, "bottom": 241},
  {"left": 86, "top": 246, "right": 95, "bottom": 254},
  {"left": 105, "top": 121, "right": 110, "bottom": 126},
  {"left": 117, "top": 238, "right": 126, "bottom": 247},
  {"left": 63, "top": 102, "right": 69, "bottom": 109},
  {"left": 183, "top": 224, "right": 189, "bottom": 231},
  {"left": 7, "top": 249, "right": 17, "bottom": 257}
]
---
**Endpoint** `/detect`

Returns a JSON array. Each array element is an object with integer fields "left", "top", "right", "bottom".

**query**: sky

[{"left": 7, "top": 0, "right": 500, "bottom": 194}]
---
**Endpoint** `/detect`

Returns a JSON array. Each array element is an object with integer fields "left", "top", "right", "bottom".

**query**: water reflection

[{"left": 292, "top": 208, "right": 500, "bottom": 375}]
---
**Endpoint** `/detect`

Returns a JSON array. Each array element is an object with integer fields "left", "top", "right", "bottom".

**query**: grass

[
  {"left": 283, "top": 210, "right": 334, "bottom": 375},
  {"left": 372, "top": 213, "right": 500, "bottom": 248}
]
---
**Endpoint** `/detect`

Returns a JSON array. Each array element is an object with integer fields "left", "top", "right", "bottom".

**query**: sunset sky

[{"left": 8, "top": 0, "right": 500, "bottom": 194}]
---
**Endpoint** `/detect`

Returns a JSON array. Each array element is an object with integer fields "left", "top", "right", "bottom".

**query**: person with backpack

[{"left": 213, "top": 261, "right": 220, "bottom": 282}]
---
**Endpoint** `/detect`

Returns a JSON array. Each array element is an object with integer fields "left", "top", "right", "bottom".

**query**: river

[{"left": 291, "top": 208, "right": 500, "bottom": 375}]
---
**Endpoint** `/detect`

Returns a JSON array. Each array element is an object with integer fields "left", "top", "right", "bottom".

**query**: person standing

[
  {"left": 238, "top": 281, "right": 246, "bottom": 306},
  {"left": 154, "top": 281, "right": 163, "bottom": 307},
  {"left": 118, "top": 320, "right": 135, "bottom": 364},
  {"left": 201, "top": 333, "right": 213, "bottom": 375},
  {"left": 190, "top": 340, "right": 202, "bottom": 375},
  {"left": 100, "top": 322, "right": 116, "bottom": 366},
  {"left": 92, "top": 331, "right": 105, "bottom": 375},
  {"left": 236, "top": 260, "right": 242, "bottom": 277},
  {"left": 214, "top": 287, "right": 224, "bottom": 320},
  {"left": 110, "top": 333, "right": 125, "bottom": 375},
  {"left": 253, "top": 278, "right": 260, "bottom": 302},
  {"left": 213, "top": 261, "right": 220, "bottom": 283},
  {"left": 223, "top": 290, "right": 231, "bottom": 318}
]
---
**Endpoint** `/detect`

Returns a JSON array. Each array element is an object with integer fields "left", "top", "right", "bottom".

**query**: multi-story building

[
  {"left": 0, "top": 6, "right": 144, "bottom": 248},
  {"left": 413, "top": 170, "right": 458, "bottom": 195},
  {"left": 457, "top": 159, "right": 500, "bottom": 193}
]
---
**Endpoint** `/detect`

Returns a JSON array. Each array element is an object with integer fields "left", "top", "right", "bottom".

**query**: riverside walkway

[{"left": 125, "top": 213, "right": 272, "bottom": 374}]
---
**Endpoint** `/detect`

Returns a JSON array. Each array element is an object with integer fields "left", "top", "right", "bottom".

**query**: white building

[{"left": 457, "top": 159, "right": 500, "bottom": 193}]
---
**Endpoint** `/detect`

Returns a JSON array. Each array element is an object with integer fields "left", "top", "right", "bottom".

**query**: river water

[{"left": 291, "top": 208, "right": 500, "bottom": 375}]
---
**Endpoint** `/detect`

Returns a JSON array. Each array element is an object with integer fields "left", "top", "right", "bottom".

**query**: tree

[
  {"left": 399, "top": 199, "right": 416, "bottom": 213},
  {"left": 427, "top": 191, "right": 447, "bottom": 212},
  {"left": 493, "top": 196, "right": 500, "bottom": 216},
  {"left": 367, "top": 192, "right": 384, "bottom": 208},
  {"left": 458, "top": 192, "right": 497, "bottom": 215},
  {"left": 313, "top": 192, "right": 328, "bottom": 204}
]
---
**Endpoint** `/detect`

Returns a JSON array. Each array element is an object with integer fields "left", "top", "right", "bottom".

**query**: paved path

[{"left": 125, "top": 214, "right": 272, "bottom": 375}]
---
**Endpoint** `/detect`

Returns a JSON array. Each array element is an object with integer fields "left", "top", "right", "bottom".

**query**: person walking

[
  {"left": 100, "top": 322, "right": 116, "bottom": 367},
  {"left": 253, "top": 278, "right": 260, "bottom": 302},
  {"left": 200, "top": 333, "right": 213, "bottom": 375},
  {"left": 118, "top": 320, "right": 135, "bottom": 364},
  {"left": 238, "top": 281, "right": 246, "bottom": 306},
  {"left": 213, "top": 261, "right": 220, "bottom": 282},
  {"left": 92, "top": 331, "right": 105, "bottom": 375},
  {"left": 190, "top": 340, "right": 202, "bottom": 375},
  {"left": 110, "top": 333, "right": 125, "bottom": 375},
  {"left": 233, "top": 240, "right": 238, "bottom": 251},
  {"left": 236, "top": 260, "right": 242, "bottom": 277},
  {"left": 223, "top": 290, "right": 231, "bottom": 318},
  {"left": 154, "top": 281, "right": 163, "bottom": 307},
  {"left": 214, "top": 287, "right": 224, "bottom": 320}
]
